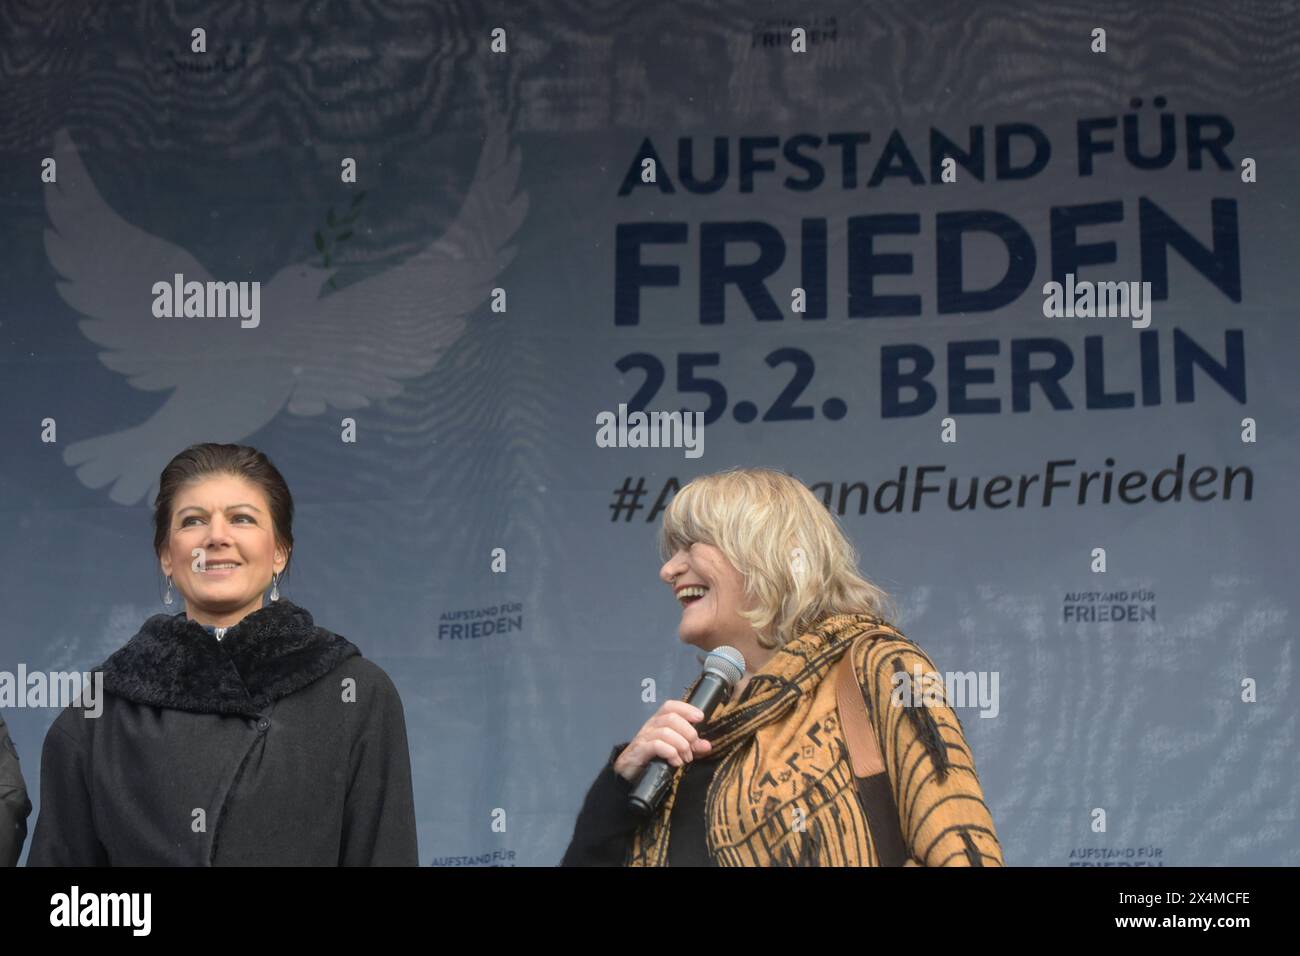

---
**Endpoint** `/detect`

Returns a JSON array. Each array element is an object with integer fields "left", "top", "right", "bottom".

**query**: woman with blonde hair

[{"left": 562, "top": 467, "right": 1003, "bottom": 866}]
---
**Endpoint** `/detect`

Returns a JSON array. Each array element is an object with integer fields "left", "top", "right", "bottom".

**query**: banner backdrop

[{"left": 1, "top": 0, "right": 1296, "bottom": 866}]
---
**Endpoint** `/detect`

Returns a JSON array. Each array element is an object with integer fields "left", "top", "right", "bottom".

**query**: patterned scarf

[{"left": 629, "top": 613, "right": 900, "bottom": 866}]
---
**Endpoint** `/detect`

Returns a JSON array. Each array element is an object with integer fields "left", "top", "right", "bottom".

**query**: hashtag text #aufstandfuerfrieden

[{"left": 606, "top": 454, "right": 1249, "bottom": 521}]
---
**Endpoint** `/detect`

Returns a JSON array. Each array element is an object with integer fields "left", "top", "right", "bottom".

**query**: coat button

[{"left": 256, "top": 718, "right": 270, "bottom": 732}]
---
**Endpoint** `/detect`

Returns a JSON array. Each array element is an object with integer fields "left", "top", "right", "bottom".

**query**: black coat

[
  {"left": 560, "top": 744, "right": 718, "bottom": 867},
  {"left": 27, "top": 600, "right": 418, "bottom": 866},
  {"left": 0, "top": 711, "right": 32, "bottom": 866}
]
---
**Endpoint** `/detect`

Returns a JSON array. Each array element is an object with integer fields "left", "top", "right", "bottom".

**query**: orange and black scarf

[{"left": 627, "top": 613, "right": 1004, "bottom": 866}]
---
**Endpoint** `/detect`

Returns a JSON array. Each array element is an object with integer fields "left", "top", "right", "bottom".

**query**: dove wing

[
  {"left": 274, "top": 122, "right": 529, "bottom": 416},
  {"left": 44, "top": 129, "right": 220, "bottom": 392}
]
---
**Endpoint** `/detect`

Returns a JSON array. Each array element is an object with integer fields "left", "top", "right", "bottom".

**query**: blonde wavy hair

[{"left": 659, "top": 467, "right": 897, "bottom": 649}]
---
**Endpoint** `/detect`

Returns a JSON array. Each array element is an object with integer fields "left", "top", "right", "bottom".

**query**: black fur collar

[{"left": 99, "top": 599, "right": 360, "bottom": 716}]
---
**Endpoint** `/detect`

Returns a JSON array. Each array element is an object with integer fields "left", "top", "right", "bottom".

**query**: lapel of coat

[{"left": 98, "top": 600, "right": 360, "bottom": 716}]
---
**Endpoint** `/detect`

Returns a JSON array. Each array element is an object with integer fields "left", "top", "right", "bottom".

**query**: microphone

[{"left": 627, "top": 645, "right": 746, "bottom": 816}]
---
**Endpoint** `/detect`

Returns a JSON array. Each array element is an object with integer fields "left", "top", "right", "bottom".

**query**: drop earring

[
  {"left": 164, "top": 576, "right": 174, "bottom": 606},
  {"left": 270, "top": 572, "right": 280, "bottom": 602}
]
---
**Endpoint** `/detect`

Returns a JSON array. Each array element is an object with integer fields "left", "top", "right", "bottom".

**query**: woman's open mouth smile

[{"left": 676, "top": 585, "right": 709, "bottom": 607}]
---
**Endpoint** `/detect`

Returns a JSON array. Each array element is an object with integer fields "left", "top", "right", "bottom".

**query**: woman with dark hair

[{"left": 28, "top": 443, "right": 418, "bottom": 866}]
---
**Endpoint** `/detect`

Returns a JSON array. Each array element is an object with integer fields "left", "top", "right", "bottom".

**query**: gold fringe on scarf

[{"left": 627, "top": 613, "right": 1004, "bottom": 866}]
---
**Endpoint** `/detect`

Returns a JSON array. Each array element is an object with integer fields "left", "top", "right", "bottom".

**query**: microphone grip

[
  {"left": 627, "top": 672, "right": 732, "bottom": 816},
  {"left": 627, "top": 759, "right": 674, "bottom": 816}
]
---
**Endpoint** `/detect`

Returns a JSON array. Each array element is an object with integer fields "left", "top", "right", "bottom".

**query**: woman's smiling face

[
  {"left": 659, "top": 542, "right": 753, "bottom": 651},
  {"left": 158, "top": 474, "right": 287, "bottom": 626}
]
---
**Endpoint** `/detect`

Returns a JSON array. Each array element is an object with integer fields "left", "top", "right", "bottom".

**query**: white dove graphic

[{"left": 46, "top": 119, "right": 528, "bottom": 505}]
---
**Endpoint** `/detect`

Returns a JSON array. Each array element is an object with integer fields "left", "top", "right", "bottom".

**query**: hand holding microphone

[
  {"left": 621, "top": 646, "right": 746, "bottom": 815},
  {"left": 612, "top": 700, "right": 712, "bottom": 780}
]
